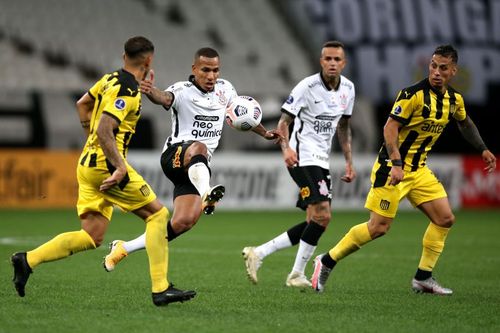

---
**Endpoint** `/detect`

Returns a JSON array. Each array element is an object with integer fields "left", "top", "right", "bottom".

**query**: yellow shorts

[
  {"left": 76, "top": 162, "right": 157, "bottom": 220},
  {"left": 364, "top": 164, "right": 447, "bottom": 218}
]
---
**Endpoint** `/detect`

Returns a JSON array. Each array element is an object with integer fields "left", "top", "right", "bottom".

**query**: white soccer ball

[{"left": 225, "top": 95, "right": 262, "bottom": 131}]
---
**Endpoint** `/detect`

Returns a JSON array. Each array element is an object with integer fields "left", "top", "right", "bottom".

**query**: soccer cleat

[
  {"left": 311, "top": 254, "right": 332, "bottom": 293},
  {"left": 202, "top": 184, "right": 225, "bottom": 215},
  {"left": 242, "top": 246, "right": 262, "bottom": 284},
  {"left": 411, "top": 277, "right": 453, "bottom": 295},
  {"left": 103, "top": 240, "right": 128, "bottom": 272},
  {"left": 285, "top": 271, "right": 312, "bottom": 288},
  {"left": 11, "top": 252, "right": 32, "bottom": 297},
  {"left": 152, "top": 284, "right": 197, "bottom": 306}
]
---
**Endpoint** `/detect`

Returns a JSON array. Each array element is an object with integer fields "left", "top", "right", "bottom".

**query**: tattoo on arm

[
  {"left": 278, "top": 112, "right": 294, "bottom": 149},
  {"left": 457, "top": 116, "right": 488, "bottom": 152},
  {"left": 337, "top": 117, "right": 352, "bottom": 163}
]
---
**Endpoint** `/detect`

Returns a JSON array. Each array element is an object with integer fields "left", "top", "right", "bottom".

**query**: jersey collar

[
  {"left": 189, "top": 75, "right": 211, "bottom": 94},
  {"left": 320, "top": 72, "right": 341, "bottom": 91}
]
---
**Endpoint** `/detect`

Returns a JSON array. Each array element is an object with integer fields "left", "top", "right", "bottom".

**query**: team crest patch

[
  {"left": 114, "top": 98, "right": 126, "bottom": 110},
  {"left": 300, "top": 186, "right": 310, "bottom": 200},
  {"left": 140, "top": 185, "right": 151, "bottom": 197},
  {"left": 379, "top": 199, "right": 390, "bottom": 210},
  {"left": 393, "top": 105, "right": 402, "bottom": 115},
  {"left": 317, "top": 180, "right": 329, "bottom": 196}
]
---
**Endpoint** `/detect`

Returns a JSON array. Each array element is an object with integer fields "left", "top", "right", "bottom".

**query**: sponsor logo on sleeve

[
  {"left": 285, "top": 95, "right": 294, "bottom": 104},
  {"left": 114, "top": 98, "right": 126, "bottom": 110},
  {"left": 393, "top": 105, "right": 402, "bottom": 115}
]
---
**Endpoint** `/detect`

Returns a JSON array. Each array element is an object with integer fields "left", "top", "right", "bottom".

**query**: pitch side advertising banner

[
  {"left": 128, "top": 152, "right": 466, "bottom": 211},
  {"left": 461, "top": 155, "right": 500, "bottom": 207},
  {"left": 0, "top": 151, "right": 494, "bottom": 209}
]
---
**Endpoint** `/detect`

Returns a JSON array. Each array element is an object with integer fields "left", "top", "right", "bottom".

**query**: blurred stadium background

[{"left": 0, "top": 0, "right": 498, "bottom": 210}]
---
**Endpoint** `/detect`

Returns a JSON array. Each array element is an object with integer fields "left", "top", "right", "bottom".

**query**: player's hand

[
  {"left": 283, "top": 148, "right": 298, "bottom": 168},
  {"left": 265, "top": 129, "right": 284, "bottom": 141},
  {"left": 140, "top": 69, "right": 155, "bottom": 94},
  {"left": 341, "top": 164, "right": 356, "bottom": 183},
  {"left": 389, "top": 166, "right": 404, "bottom": 186},
  {"left": 100, "top": 168, "right": 127, "bottom": 192},
  {"left": 482, "top": 150, "right": 497, "bottom": 173}
]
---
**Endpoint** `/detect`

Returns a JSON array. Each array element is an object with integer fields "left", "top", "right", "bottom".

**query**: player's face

[
  {"left": 192, "top": 56, "right": 220, "bottom": 92},
  {"left": 428, "top": 54, "right": 457, "bottom": 91},
  {"left": 320, "top": 47, "right": 346, "bottom": 80}
]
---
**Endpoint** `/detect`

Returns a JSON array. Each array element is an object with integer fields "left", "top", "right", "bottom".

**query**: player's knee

[
  {"left": 438, "top": 213, "right": 455, "bottom": 228},
  {"left": 172, "top": 215, "right": 198, "bottom": 233},
  {"left": 368, "top": 220, "right": 391, "bottom": 239}
]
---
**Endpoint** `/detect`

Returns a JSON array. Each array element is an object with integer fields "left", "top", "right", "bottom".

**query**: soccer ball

[{"left": 225, "top": 95, "right": 262, "bottom": 131}]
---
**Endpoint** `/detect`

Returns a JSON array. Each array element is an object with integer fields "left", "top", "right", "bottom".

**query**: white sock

[
  {"left": 122, "top": 233, "right": 146, "bottom": 254},
  {"left": 291, "top": 240, "right": 316, "bottom": 275},
  {"left": 255, "top": 232, "right": 292, "bottom": 259},
  {"left": 188, "top": 162, "right": 211, "bottom": 196}
]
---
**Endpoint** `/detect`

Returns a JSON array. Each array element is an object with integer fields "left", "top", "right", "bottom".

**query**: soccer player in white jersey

[
  {"left": 103, "top": 47, "right": 279, "bottom": 271},
  {"left": 243, "top": 41, "right": 357, "bottom": 287}
]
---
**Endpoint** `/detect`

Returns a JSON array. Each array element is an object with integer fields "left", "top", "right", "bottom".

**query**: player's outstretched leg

[
  {"left": 202, "top": 184, "right": 225, "bottom": 215},
  {"left": 242, "top": 246, "right": 262, "bottom": 284},
  {"left": 103, "top": 240, "right": 128, "bottom": 272},
  {"left": 152, "top": 284, "right": 197, "bottom": 306},
  {"left": 11, "top": 252, "right": 33, "bottom": 297}
]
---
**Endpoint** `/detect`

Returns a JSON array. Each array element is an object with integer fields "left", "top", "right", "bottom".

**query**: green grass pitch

[{"left": 1, "top": 209, "right": 499, "bottom": 333}]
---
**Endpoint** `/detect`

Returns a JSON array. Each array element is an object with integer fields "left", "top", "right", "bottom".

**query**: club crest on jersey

[
  {"left": 114, "top": 98, "right": 126, "bottom": 110},
  {"left": 339, "top": 93, "right": 348, "bottom": 108},
  {"left": 286, "top": 95, "right": 294, "bottom": 104},
  {"left": 379, "top": 199, "right": 390, "bottom": 210},
  {"left": 216, "top": 90, "right": 227, "bottom": 105},
  {"left": 393, "top": 105, "right": 402, "bottom": 115},
  {"left": 317, "top": 180, "right": 329, "bottom": 196}
]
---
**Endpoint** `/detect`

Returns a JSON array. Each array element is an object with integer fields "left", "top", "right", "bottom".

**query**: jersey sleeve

[
  {"left": 344, "top": 85, "right": 355, "bottom": 117},
  {"left": 101, "top": 85, "right": 135, "bottom": 124},
  {"left": 453, "top": 94, "right": 467, "bottom": 121},
  {"left": 88, "top": 76, "right": 104, "bottom": 99},
  {"left": 166, "top": 82, "right": 185, "bottom": 111},
  {"left": 281, "top": 79, "right": 308, "bottom": 117},
  {"left": 388, "top": 88, "right": 417, "bottom": 125}
]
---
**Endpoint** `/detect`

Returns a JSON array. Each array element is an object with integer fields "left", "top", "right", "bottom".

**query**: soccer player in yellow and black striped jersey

[
  {"left": 311, "top": 45, "right": 497, "bottom": 295},
  {"left": 11, "top": 36, "right": 195, "bottom": 306}
]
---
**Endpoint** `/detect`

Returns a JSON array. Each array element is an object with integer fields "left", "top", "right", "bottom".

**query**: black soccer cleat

[
  {"left": 152, "top": 284, "right": 196, "bottom": 306},
  {"left": 11, "top": 252, "right": 33, "bottom": 297},
  {"left": 202, "top": 184, "right": 225, "bottom": 215}
]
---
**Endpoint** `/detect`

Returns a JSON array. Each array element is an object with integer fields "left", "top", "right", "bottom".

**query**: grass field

[{"left": 1, "top": 209, "right": 499, "bottom": 333}]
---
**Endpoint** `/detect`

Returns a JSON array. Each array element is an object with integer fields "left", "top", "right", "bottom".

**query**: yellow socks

[
  {"left": 27, "top": 229, "right": 96, "bottom": 269},
  {"left": 418, "top": 222, "right": 450, "bottom": 271},
  {"left": 145, "top": 207, "right": 169, "bottom": 293},
  {"left": 329, "top": 222, "right": 372, "bottom": 261}
]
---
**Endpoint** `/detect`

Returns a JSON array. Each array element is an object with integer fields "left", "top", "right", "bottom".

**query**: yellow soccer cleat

[{"left": 103, "top": 240, "right": 128, "bottom": 272}]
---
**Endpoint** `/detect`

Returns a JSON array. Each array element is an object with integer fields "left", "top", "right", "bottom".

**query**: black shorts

[
  {"left": 288, "top": 165, "right": 332, "bottom": 210},
  {"left": 160, "top": 141, "right": 199, "bottom": 199}
]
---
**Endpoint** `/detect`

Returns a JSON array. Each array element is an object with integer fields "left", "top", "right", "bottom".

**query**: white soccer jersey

[
  {"left": 282, "top": 73, "right": 355, "bottom": 169},
  {"left": 162, "top": 77, "right": 237, "bottom": 159}
]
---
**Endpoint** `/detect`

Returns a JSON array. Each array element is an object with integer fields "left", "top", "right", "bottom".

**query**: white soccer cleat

[
  {"left": 311, "top": 254, "right": 332, "bottom": 293},
  {"left": 286, "top": 271, "right": 312, "bottom": 288},
  {"left": 202, "top": 184, "right": 225, "bottom": 215},
  {"left": 242, "top": 246, "right": 262, "bottom": 284},
  {"left": 411, "top": 277, "right": 453, "bottom": 295},
  {"left": 103, "top": 240, "right": 128, "bottom": 272}
]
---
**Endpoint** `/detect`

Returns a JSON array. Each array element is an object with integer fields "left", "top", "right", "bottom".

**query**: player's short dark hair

[
  {"left": 124, "top": 36, "right": 154, "bottom": 59},
  {"left": 322, "top": 40, "right": 345, "bottom": 50},
  {"left": 433, "top": 44, "right": 458, "bottom": 64},
  {"left": 194, "top": 47, "right": 219, "bottom": 60}
]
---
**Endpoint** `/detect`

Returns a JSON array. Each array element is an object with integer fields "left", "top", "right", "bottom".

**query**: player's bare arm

[
  {"left": 457, "top": 115, "right": 497, "bottom": 172},
  {"left": 97, "top": 114, "right": 128, "bottom": 191},
  {"left": 277, "top": 112, "right": 298, "bottom": 167},
  {"left": 140, "top": 69, "right": 174, "bottom": 108},
  {"left": 336, "top": 116, "right": 356, "bottom": 182},
  {"left": 251, "top": 123, "right": 283, "bottom": 141},
  {"left": 76, "top": 93, "right": 95, "bottom": 137},
  {"left": 384, "top": 117, "right": 404, "bottom": 185}
]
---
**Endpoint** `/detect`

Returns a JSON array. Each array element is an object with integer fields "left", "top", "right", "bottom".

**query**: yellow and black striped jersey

[
  {"left": 374, "top": 78, "right": 466, "bottom": 186},
  {"left": 79, "top": 69, "right": 141, "bottom": 168}
]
